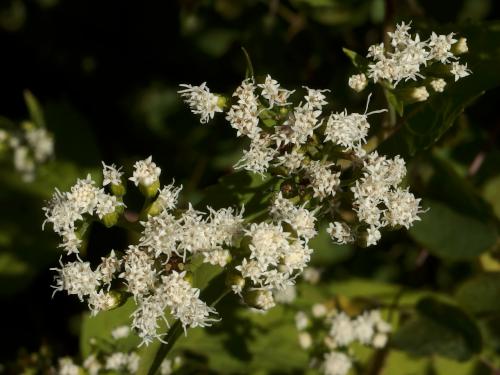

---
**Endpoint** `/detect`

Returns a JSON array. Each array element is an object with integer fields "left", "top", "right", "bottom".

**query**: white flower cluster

[
  {"left": 295, "top": 305, "right": 391, "bottom": 375},
  {"left": 45, "top": 157, "right": 248, "bottom": 346},
  {"left": 54, "top": 325, "right": 181, "bottom": 375},
  {"left": 43, "top": 170, "right": 125, "bottom": 256},
  {"left": 178, "top": 82, "right": 224, "bottom": 124},
  {"left": 352, "top": 22, "right": 470, "bottom": 94},
  {"left": 180, "top": 76, "right": 423, "bottom": 248},
  {"left": 0, "top": 121, "right": 54, "bottom": 182}
]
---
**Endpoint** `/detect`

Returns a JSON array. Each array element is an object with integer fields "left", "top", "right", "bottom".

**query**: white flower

[
  {"left": 388, "top": 21, "right": 412, "bottom": 47},
  {"left": 304, "top": 87, "right": 329, "bottom": 110},
  {"left": 140, "top": 211, "right": 182, "bottom": 258},
  {"left": 202, "top": 248, "right": 231, "bottom": 267},
  {"left": 67, "top": 175, "right": 101, "bottom": 215},
  {"left": 312, "top": 303, "right": 327, "bottom": 318},
  {"left": 450, "top": 62, "right": 471, "bottom": 81},
  {"left": 156, "top": 181, "right": 182, "bottom": 211},
  {"left": 366, "top": 226, "right": 381, "bottom": 246},
  {"left": 408, "top": 86, "right": 429, "bottom": 102},
  {"left": 24, "top": 126, "right": 54, "bottom": 163},
  {"left": 367, "top": 43, "right": 385, "bottom": 60},
  {"left": 430, "top": 78, "right": 446, "bottom": 92},
  {"left": 298, "top": 331, "right": 313, "bottom": 349},
  {"left": 275, "top": 104, "right": 321, "bottom": 146},
  {"left": 102, "top": 162, "right": 123, "bottom": 186},
  {"left": 254, "top": 289, "right": 276, "bottom": 310},
  {"left": 87, "top": 290, "right": 119, "bottom": 315},
  {"left": 327, "top": 222, "right": 353, "bottom": 244},
  {"left": 105, "top": 352, "right": 129, "bottom": 371},
  {"left": 273, "top": 284, "right": 297, "bottom": 304},
  {"left": 97, "top": 250, "right": 121, "bottom": 288},
  {"left": 302, "top": 267, "right": 321, "bottom": 284},
  {"left": 383, "top": 188, "right": 423, "bottom": 229},
  {"left": 329, "top": 312, "right": 355, "bottom": 347},
  {"left": 120, "top": 245, "right": 156, "bottom": 299},
  {"left": 372, "top": 333, "right": 389, "bottom": 348},
  {"left": 453, "top": 37, "right": 468, "bottom": 54},
  {"left": 322, "top": 351, "right": 352, "bottom": 375},
  {"left": 178, "top": 82, "right": 223, "bottom": 124},
  {"left": 348, "top": 73, "right": 368, "bottom": 92},
  {"left": 95, "top": 192, "right": 123, "bottom": 219},
  {"left": 51, "top": 260, "right": 100, "bottom": 301},
  {"left": 258, "top": 75, "right": 294, "bottom": 108},
  {"left": 58, "top": 230, "right": 82, "bottom": 255},
  {"left": 111, "top": 325, "right": 131, "bottom": 340},
  {"left": 226, "top": 79, "right": 261, "bottom": 139},
  {"left": 305, "top": 161, "right": 340, "bottom": 200},
  {"left": 234, "top": 137, "right": 276, "bottom": 176},
  {"left": 428, "top": 32, "right": 456, "bottom": 63},
  {"left": 58, "top": 357, "right": 80, "bottom": 375},
  {"left": 129, "top": 156, "right": 161, "bottom": 187},
  {"left": 324, "top": 110, "right": 370, "bottom": 150},
  {"left": 295, "top": 311, "right": 310, "bottom": 330},
  {"left": 353, "top": 312, "right": 375, "bottom": 344},
  {"left": 275, "top": 148, "right": 305, "bottom": 171},
  {"left": 43, "top": 189, "right": 83, "bottom": 235},
  {"left": 83, "top": 354, "right": 101, "bottom": 375}
]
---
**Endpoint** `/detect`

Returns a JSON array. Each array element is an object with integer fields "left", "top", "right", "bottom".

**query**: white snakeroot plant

[{"left": 41, "top": 22, "right": 472, "bottom": 373}]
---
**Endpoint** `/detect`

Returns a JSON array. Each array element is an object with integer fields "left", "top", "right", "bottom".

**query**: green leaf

[
  {"left": 392, "top": 298, "right": 482, "bottom": 361},
  {"left": 23, "top": 90, "right": 46, "bottom": 128},
  {"left": 342, "top": 47, "right": 370, "bottom": 70},
  {"left": 174, "top": 304, "right": 308, "bottom": 373},
  {"left": 80, "top": 298, "right": 140, "bottom": 358},
  {"left": 385, "top": 89, "right": 404, "bottom": 117},
  {"left": 409, "top": 199, "right": 498, "bottom": 260},
  {"left": 456, "top": 273, "right": 500, "bottom": 315}
]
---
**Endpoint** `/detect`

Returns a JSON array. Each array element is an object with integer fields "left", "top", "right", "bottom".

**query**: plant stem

[
  {"left": 146, "top": 320, "right": 183, "bottom": 375},
  {"left": 144, "top": 278, "right": 230, "bottom": 375}
]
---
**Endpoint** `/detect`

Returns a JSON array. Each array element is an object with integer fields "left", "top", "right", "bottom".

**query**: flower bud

[
  {"left": 139, "top": 179, "right": 160, "bottom": 198},
  {"left": 102, "top": 210, "right": 120, "bottom": 228},
  {"left": 102, "top": 290, "right": 128, "bottom": 311},
  {"left": 397, "top": 86, "right": 429, "bottom": 104},
  {"left": 243, "top": 289, "right": 275, "bottom": 310},
  {"left": 452, "top": 37, "right": 468, "bottom": 55},
  {"left": 225, "top": 271, "right": 245, "bottom": 292},
  {"left": 429, "top": 78, "right": 446, "bottom": 93},
  {"left": 110, "top": 182, "right": 126, "bottom": 197},
  {"left": 348, "top": 73, "right": 368, "bottom": 93},
  {"left": 298, "top": 332, "right": 313, "bottom": 349}
]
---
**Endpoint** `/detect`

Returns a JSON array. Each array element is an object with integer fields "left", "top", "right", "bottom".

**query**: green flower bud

[
  {"left": 225, "top": 271, "right": 245, "bottom": 290},
  {"left": 110, "top": 182, "right": 127, "bottom": 197},
  {"left": 139, "top": 179, "right": 160, "bottom": 198}
]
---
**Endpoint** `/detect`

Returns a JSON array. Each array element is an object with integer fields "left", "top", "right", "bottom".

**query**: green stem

[
  {"left": 146, "top": 320, "right": 183, "bottom": 375},
  {"left": 144, "top": 278, "right": 231, "bottom": 375}
]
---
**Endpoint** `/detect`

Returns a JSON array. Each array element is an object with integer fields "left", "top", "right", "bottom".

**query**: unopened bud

[
  {"left": 398, "top": 86, "right": 429, "bottom": 104},
  {"left": 348, "top": 73, "right": 368, "bottom": 93},
  {"left": 139, "top": 179, "right": 160, "bottom": 198},
  {"left": 225, "top": 271, "right": 245, "bottom": 292},
  {"left": 429, "top": 78, "right": 446, "bottom": 93},
  {"left": 110, "top": 182, "right": 126, "bottom": 197},
  {"left": 452, "top": 37, "right": 468, "bottom": 55},
  {"left": 243, "top": 289, "right": 275, "bottom": 310}
]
